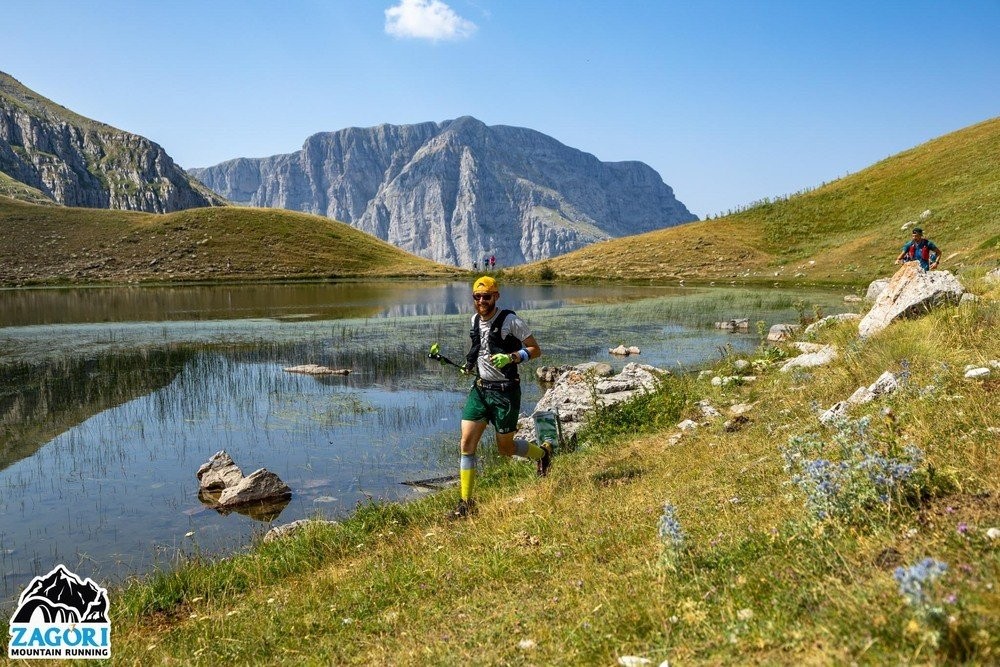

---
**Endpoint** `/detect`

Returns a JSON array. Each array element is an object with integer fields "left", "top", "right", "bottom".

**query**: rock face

[
  {"left": 858, "top": 264, "right": 965, "bottom": 338},
  {"left": 189, "top": 116, "right": 697, "bottom": 266},
  {"left": 0, "top": 71, "right": 225, "bottom": 212}
]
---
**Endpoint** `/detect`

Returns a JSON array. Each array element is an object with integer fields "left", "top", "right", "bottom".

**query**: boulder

[
  {"left": 196, "top": 451, "right": 244, "bottom": 492},
  {"left": 965, "top": 367, "right": 991, "bottom": 379},
  {"left": 804, "top": 313, "right": 862, "bottom": 335},
  {"left": 609, "top": 345, "right": 629, "bottom": 356},
  {"left": 515, "top": 362, "right": 668, "bottom": 442},
  {"left": 866, "top": 278, "right": 891, "bottom": 301},
  {"left": 767, "top": 324, "right": 800, "bottom": 342},
  {"left": 986, "top": 267, "right": 1000, "bottom": 284},
  {"left": 217, "top": 468, "right": 292, "bottom": 508},
  {"left": 843, "top": 295, "right": 863, "bottom": 303},
  {"left": 959, "top": 293, "right": 980, "bottom": 305},
  {"left": 858, "top": 264, "right": 964, "bottom": 338}
]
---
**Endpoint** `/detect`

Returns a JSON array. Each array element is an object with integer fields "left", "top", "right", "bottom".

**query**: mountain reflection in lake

[{"left": 0, "top": 281, "right": 852, "bottom": 607}]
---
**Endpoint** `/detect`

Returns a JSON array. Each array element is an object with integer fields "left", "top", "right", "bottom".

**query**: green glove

[
  {"left": 491, "top": 353, "right": 514, "bottom": 369},
  {"left": 430, "top": 343, "right": 440, "bottom": 356}
]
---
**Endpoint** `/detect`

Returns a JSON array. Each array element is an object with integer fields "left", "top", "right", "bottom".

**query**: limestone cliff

[
  {"left": 0, "top": 72, "right": 225, "bottom": 212},
  {"left": 190, "top": 117, "right": 696, "bottom": 265}
]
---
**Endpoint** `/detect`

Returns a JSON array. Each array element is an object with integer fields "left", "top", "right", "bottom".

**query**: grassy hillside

[
  {"left": 83, "top": 275, "right": 999, "bottom": 664},
  {"left": 0, "top": 196, "right": 459, "bottom": 285},
  {"left": 518, "top": 117, "right": 1000, "bottom": 286}
]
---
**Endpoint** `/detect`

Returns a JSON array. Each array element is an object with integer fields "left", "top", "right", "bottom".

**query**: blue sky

[{"left": 4, "top": 0, "right": 998, "bottom": 217}]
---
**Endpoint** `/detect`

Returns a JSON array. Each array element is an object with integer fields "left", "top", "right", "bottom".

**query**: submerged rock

[
  {"left": 196, "top": 451, "right": 244, "bottom": 492},
  {"left": 196, "top": 451, "right": 291, "bottom": 510}
]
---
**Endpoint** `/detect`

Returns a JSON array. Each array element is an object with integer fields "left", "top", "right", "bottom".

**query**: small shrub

[
  {"left": 781, "top": 416, "right": 926, "bottom": 523},
  {"left": 539, "top": 263, "right": 557, "bottom": 282}
]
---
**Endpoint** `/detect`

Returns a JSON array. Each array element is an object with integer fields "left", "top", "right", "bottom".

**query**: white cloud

[{"left": 385, "top": 0, "right": 477, "bottom": 42}]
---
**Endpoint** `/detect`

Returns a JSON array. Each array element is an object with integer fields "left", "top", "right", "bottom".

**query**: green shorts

[{"left": 462, "top": 383, "right": 522, "bottom": 434}]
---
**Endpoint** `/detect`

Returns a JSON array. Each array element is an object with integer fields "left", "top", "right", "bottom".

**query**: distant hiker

[
  {"left": 895, "top": 228, "right": 941, "bottom": 271},
  {"left": 484, "top": 256, "right": 490, "bottom": 271},
  {"left": 490, "top": 255, "right": 496, "bottom": 269},
  {"left": 473, "top": 260, "right": 478, "bottom": 270},
  {"left": 453, "top": 276, "right": 548, "bottom": 519}
]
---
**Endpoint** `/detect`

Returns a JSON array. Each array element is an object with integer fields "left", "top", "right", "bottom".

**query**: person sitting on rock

[{"left": 895, "top": 227, "right": 940, "bottom": 271}]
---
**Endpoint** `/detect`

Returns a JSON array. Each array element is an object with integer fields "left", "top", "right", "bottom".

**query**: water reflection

[{"left": 0, "top": 281, "right": 683, "bottom": 326}]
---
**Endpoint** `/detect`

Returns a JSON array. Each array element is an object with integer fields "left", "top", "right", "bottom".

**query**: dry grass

[{"left": 0, "top": 197, "right": 460, "bottom": 286}]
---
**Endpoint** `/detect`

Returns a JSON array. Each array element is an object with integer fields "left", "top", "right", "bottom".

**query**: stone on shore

[
  {"left": 866, "top": 278, "right": 891, "bottom": 301},
  {"left": 263, "top": 518, "right": 339, "bottom": 543},
  {"left": 858, "top": 264, "right": 964, "bottom": 338},
  {"left": 780, "top": 344, "right": 838, "bottom": 372}
]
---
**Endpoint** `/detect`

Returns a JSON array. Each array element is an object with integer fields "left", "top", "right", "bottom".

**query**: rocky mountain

[
  {"left": 0, "top": 72, "right": 225, "bottom": 212},
  {"left": 189, "top": 117, "right": 696, "bottom": 265}
]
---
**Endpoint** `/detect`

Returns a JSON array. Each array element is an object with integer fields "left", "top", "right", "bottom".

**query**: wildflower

[
  {"left": 657, "top": 502, "right": 686, "bottom": 551},
  {"left": 957, "top": 522, "right": 969, "bottom": 534},
  {"left": 894, "top": 558, "right": 948, "bottom": 606}
]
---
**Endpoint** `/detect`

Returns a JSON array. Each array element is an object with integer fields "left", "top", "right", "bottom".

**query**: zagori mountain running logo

[{"left": 7, "top": 565, "right": 111, "bottom": 660}]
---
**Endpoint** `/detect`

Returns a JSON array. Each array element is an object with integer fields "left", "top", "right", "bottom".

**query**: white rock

[
  {"left": 767, "top": 324, "right": 800, "bottom": 342},
  {"left": 804, "top": 313, "right": 861, "bottom": 335},
  {"left": 618, "top": 658, "right": 652, "bottom": 667},
  {"left": 869, "top": 371, "right": 899, "bottom": 397},
  {"left": 920, "top": 209, "right": 932, "bottom": 219},
  {"left": 733, "top": 359, "right": 750, "bottom": 371},
  {"left": 986, "top": 268, "right": 1000, "bottom": 284},
  {"left": 990, "top": 360, "right": 1000, "bottom": 369},
  {"left": 780, "top": 345, "right": 837, "bottom": 372},
  {"left": 859, "top": 264, "right": 964, "bottom": 338},
  {"left": 609, "top": 345, "right": 630, "bottom": 355},
  {"left": 865, "top": 278, "right": 891, "bottom": 301},
  {"left": 847, "top": 386, "right": 875, "bottom": 405},
  {"left": 711, "top": 376, "right": 723, "bottom": 387},
  {"left": 791, "top": 342, "right": 827, "bottom": 353},
  {"left": 965, "top": 367, "right": 990, "bottom": 379},
  {"left": 677, "top": 419, "right": 699, "bottom": 431},
  {"left": 517, "top": 639, "right": 536, "bottom": 651},
  {"left": 843, "top": 295, "right": 863, "bottom": 303},
  {"left": 820, "top": 401, "right": 849, "bottom": 424},
  {"left": 696, "top": 400, "right": 722, "bottom": 418},
  {"left": 986, "top": 527, "right": 1000, "bottom": 541}
]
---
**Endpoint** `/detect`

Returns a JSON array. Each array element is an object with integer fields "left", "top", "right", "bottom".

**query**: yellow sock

[
  {"left": 525, "top": 442, "right": 545, "bottom": 461},
  {"left": 460, "top": 454, "right": 477, "bottom": 501}
]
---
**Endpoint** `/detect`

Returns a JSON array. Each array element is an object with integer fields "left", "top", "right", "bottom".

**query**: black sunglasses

[{"left": 473, "top": 293, "right": 495, "bottom": 301}]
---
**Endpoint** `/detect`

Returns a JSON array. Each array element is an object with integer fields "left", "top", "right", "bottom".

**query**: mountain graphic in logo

[{"left": 11, "top": 565, "right": 108, "bottom": 624}]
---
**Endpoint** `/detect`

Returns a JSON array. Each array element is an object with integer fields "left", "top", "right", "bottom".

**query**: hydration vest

[
  {"left": 905, "top": 239, "right": 933, "bottom": 263},
  {"left": 466, "top": 309, "right": 523, "bottom": 381}
]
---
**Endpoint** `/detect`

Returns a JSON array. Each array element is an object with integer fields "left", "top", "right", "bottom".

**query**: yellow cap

[{"left": 472, "top": 276, "right": 498, "bottom": 293}]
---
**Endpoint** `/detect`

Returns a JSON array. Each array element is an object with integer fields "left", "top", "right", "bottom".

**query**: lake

[{"left": 0, "top": 281, "right": 851, "bottom": 608}]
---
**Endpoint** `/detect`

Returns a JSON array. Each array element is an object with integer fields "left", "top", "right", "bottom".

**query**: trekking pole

[{"left": 428, "top": 343, "right": 467, "bottom": 373}]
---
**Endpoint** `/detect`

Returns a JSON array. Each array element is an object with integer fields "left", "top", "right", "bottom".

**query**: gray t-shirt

[{"left": 472, "top": 310, "right": 532, "bottom": 382}]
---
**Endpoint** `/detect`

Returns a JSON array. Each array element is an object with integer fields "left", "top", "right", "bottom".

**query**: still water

[{"left": 0, "top": 281, "right": 850, "bottom": 607}]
